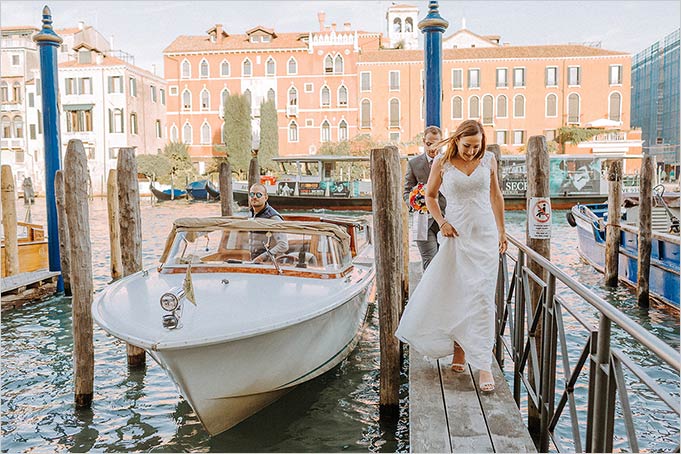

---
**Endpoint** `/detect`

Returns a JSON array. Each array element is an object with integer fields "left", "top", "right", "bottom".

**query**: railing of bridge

[{"left": 494, "top": 233, "right": 680, "bottom": 453}]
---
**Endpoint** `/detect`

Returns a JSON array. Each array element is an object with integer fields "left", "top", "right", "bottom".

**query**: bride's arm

[
  {"left": 425, "top": 158, "right": 445, "bottom": 227},
  {"left": 489, "top": 155, "right": 507, "bottom": 253}
]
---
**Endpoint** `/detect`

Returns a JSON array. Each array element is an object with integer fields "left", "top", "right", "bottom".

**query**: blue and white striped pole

[
  {"left": 33, "top": 5, "right": 64, "bottom": 292},
  {"left": 418, "top": 1, "right": 449, "bottom": 129}
]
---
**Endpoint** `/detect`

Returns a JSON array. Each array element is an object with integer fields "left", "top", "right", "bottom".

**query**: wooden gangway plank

[
  {"left": 407, "top": 259, "right": 536, "bottom": 453},
  {"left": 1, "top": 270, "right": 60, "bottom": 310}
]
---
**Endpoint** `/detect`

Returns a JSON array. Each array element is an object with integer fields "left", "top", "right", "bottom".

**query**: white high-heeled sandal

[{"left": 479, "top": 371, "right": 495, "bottom": 393}]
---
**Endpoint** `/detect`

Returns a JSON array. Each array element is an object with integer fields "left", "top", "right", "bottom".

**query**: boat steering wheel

[{"left": 276, "top": 253, "right": 318, "bottom": 267}]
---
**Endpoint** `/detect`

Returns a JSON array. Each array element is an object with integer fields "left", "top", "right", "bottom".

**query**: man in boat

[
  {"left": 248, "top": 183, "right": 289, "bottom": 263},
  {"left": 403, "top": 125, "right": 447, "bottom": 270}
]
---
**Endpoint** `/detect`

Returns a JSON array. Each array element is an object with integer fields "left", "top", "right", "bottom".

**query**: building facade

[
  {"left": 163, "top": 3, "right": 640, "bottom": 172},
  {"left": 631, "top": 28, "right": 680, "bottom": 176}
]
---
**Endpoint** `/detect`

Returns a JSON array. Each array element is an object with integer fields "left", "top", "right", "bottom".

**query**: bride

[{"left": 395, "top": 119, "right": 507, "bottom": 392}]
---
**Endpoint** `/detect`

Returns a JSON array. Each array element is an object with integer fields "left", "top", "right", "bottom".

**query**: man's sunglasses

[{"left": 249, "top": 192, "right": 265, "bottom": 198}]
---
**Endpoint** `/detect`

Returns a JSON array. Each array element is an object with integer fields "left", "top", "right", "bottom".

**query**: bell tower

[{"left": 386, "top": 3, "right": 419, "bottom": 49}]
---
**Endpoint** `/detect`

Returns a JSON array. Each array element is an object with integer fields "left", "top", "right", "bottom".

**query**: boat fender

[{"left": 566, "top": 211, "right": 577, "bottom": 227}]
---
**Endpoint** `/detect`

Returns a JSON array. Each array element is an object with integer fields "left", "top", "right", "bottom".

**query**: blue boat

[
  {"left": 150, "top": 184, "right": 187, "bottom": 202},
  {"left": 568, "top": 194, "right": 680, "bottom": 309},
  {"left": 186, "top": 180, "right": 218, "bottom": 201}
]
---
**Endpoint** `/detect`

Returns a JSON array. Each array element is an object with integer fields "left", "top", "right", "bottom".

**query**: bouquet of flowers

[{"left": 409, "top": 183, "right": 428, "bottom": 214}]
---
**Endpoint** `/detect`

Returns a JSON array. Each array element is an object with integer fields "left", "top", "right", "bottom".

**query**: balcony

[
  {"left": 1, "top": 102, "right": 23, "bottom": 112},
  {"left": 287, "top": 105, "right": 298, "bottom": 117}
]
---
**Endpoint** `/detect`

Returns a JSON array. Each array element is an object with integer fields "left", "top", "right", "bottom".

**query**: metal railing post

[
  {"left": 495, "top": 254, "right": 505, "bottom": 366},
  {"left": 513, "top": 249, "right": 526, "bottom": 405},
  {"left": 539, "top": 274, "right": 557, "bottom": 452},
  {"left": 590, "top": 314, "right": 612, "bottom": 452}
]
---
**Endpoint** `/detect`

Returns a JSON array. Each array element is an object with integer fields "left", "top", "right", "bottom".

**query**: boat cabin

[{"left": 272, "top": 155, "right": 371, "bottom": 197}]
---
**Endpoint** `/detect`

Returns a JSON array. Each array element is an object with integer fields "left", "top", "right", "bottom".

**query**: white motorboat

[{"left": 93, "top": 215, "right": 375, "bottom": 435}]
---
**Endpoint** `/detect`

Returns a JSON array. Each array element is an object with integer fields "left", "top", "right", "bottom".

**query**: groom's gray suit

[{"left": 404, "top": 153, "right": 447, "bottom": 270}]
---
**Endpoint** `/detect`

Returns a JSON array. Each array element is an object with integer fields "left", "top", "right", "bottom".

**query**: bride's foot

[
  {"left": 451, "top": 343, "right": 466, "bottom": 373},
  {"left": 479, "top": 370, "right": 495, "bottom": 393}
]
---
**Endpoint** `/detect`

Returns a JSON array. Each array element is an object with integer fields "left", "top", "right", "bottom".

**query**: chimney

[
  {"left": 344, "top": 21, "right": 351, "bottom": 31},
  {"left": 78, "top": 20, "right": 85, "bottom": 30},
  {"left": 216, "top": 24, "right": 224, "bottom": 43},
  {"left": 110, "top": 35, "right": 114, "bottom": 51},
  {"left": 461, "top": 17, "right": 466, "bottom": 29},
  {"left": 331, "top": 22, "right": 337, "bottom": 32},
  {"left": 152, "top": 63, "right": 156, "bottom": 75},
  {"left": 317, "top": 11, "right": 326, "bottom": 32},
  {"left": 95, "top": 53, "right": 103, "bottom": 65}
]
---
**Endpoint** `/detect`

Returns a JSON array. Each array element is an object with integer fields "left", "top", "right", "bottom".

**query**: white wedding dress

[{"left": 395, "top": 151, "right": 499, "bottom": 372}]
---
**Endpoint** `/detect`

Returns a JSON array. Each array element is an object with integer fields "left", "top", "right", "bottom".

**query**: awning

[{"left": 63, "top": 103, "right": 94, "bottom": 111}]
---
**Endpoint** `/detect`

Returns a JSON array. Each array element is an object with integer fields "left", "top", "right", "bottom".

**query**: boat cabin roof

[{"left": 272, "top": 155, "right": 370, "bottom": 163}]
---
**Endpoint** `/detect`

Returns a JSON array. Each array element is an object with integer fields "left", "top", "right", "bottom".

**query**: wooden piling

[
  {"left": 117, "top": 147, "right": 146, "bottom": 368},
  {"left": 637, "top": 155, "right": 654, "bottom": 307},
  {"left": 605, "top": 160, "right": 622, "bottom": 287},
  {"left": 219, "top": 161, "right": 233, "bottom": 216},
  {"left": 63, "top": 139, "right": 94, "bottom": 408},
  {"left": 399, "top": 156, "right": 409, "bottom": 308},
  {"left": 54, "top": 170, "right": 72, "bottom": 295},
  {"left": 106, "top": 169, "right": 123, "bottom": 281},
  {"left": 1, "top": 165, "right": 19, "bottom": 277},
  {"left": 525, "top": 135, "right": 550, "bottom": 440},
  {"left": 370, "top": 145, "right": 403, "bottom": 419},
  {"left": 248, "top": 153, "right": 260, "bottom": 190}
]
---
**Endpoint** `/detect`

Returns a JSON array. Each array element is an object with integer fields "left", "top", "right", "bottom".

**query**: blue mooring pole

[
  {"left": 33, "top": 5, "right": 64, "bottom": 293},
  {"left": 418, "top": 1, "right": 449, "bottom": 129}
]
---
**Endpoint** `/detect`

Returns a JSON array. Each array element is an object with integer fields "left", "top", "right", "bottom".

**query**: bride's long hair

[{"left": 437, "top": 120, "right": 487, "bottom": 163}]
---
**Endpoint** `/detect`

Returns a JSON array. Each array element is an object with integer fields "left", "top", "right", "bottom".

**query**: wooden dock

[
  {"left": 407, "top": 261, "right": 536, "bottom": 453},
  {"left": 1, "top": 270, "right": 61, "bottom": 310}
]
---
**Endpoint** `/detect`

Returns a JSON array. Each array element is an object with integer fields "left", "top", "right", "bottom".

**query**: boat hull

[
  {"left": 148, "top": 281, "right": 372, "bottom": 435},
  {"left": 571, "top": 205, "right": 680, "bottom": 308},
  {"left": 233, "top": 189, "right": 372, "bottom": 211}
]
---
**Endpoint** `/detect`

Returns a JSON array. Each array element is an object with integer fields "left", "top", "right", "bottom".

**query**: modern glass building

[{"left": 631, "top": 28, "right": 680, "bottom": 178}]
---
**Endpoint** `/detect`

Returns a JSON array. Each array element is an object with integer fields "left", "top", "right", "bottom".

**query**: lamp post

[
  {"left": 418, "top": 1, "right": 448, "bottom": 129},
  {"left": 33, "top": 5, "right": 64, "bottom": 292}
]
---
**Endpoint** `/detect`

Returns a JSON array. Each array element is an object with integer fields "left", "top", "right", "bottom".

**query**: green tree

[
  {"left": 258, "top": 99, "right": 279, "bottom": 172},
  {"left": 136, "top": 153, "right": 172, "bottom": 182},
  {"left": 223, "top": 93, "right": 252, "bottom": 174},
  {"left": 162, "top": 141, "right": 197, "bottom": 184},
  {"left": 555, "top": 126, "right": 605, "bottom": 154}
]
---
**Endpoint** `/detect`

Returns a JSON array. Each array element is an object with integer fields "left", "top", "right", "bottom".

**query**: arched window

[
  {"left": 201, "top": 121, "right": 211, "bottom": 144},
  {"left": 405, "top": 17, "right": 413, "bottom": 32},
  {"left": 338, "top": 119, "right": 348, "bottom": 141},
  {"left": 11, "top": 82, "right": 21, "bottom": 103},
  {"left": 200, "top": 88, "right": 210, "bottom": 110},
  {"left": 181, "top": 59, "right": 191, "bottom": 79},
  {"left": 321, "top": 85, "right": 330, "bottom": 107},
  {"left": 11, "top": 115, "right": 23, "bottom": 138},
  {"left": 469, "top": 96, "right": 480, "bottom": 119},
  {"left": 0, "top": 81, "right": 8, "bottom": 102},
  {"left": 200, "top": 59, "right": 209, "bottom": 78},
  {"left": 321, "top": 120, "right": 331, "bottom": 142},
  {"left": 267, "top": 88, "right": 275, "bottom": 104},
  {"left": 288, "top": 87, "right": 297, "bottom": 105},
  {"left": 568, "top": 93, "right": 580, "bottom": 123},
  {"left": 287, "top": 57, "right": 297, "bottom": 75},
  {"left": 609, "top": 92, "right": 622, "bottom": 122},
  {"left": 1, "top": 115, "right": 11, "bottom": 138},
  {"left": 334, "top": 55, "right": 344, "bottom": 74},
  {"left": 389, "top": 98, "right": 400, "bottom": 127},
  {"left": 288, "top": 121, "right": 298, "bottom": 142},
  {"left": 266, "top": 57, "right": 275, "bottom": 76},
  {"left": 513, "top": 94, "right": 525, "bottom": 118},
  {"left": 182, "top": 122, "right": 192, "bottom": 144},
  {"left": 113, "top": 108, "right": 124, "bottom": 133},
  {"left": 324, "top": 55, "right": 333, "bottom": 74},
  {"left": 360, "top": 99, "right": 371, "bottom": 128},
  {"left": 221, "top": 88, "right": 230, "bottom": 108},
  {"left": 452, "top": 96, "right": 463, "bottom": 119},
  {"left": 220, "top": 60, "right": 230, "bottom": 77},
  {"left": 244, "top": 89, "right": 252, "bottom": 108},
  {"left": 482, "top": 95, "right": 494, "bottom": 124},
  {"left": 242, "top": 58, "right": 252, "bottom": 77},
  {"left": 393, "top": 17, "right": 402, "bottom": 33},
  {"left": 182, "top": 89, "right": 192, "bottom": 110},
  {"left": 338, "top": 85, "right": 348, "bottom": 106},
  {"left": 129, "top": 113, "right": 138, "bottom": 135},
  {"left": 170, "top": 124, "right": 178, "bottom": 142},
  {"left": 545, "top": 94, "right": 557, "bottom": 117},
  {"left": 496, "top": 95, "right": 508, "bottom": 118}
]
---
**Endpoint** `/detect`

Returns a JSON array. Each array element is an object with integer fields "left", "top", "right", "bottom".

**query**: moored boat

[
  {"left": 150, "top": 183, "right": 187, "bottom": 202},
  {"left": 186, "top": 180, "right": 219, "bottom": 201},
  {"left": 1, "top": 222, "right": 48, "bottom": 277},
  {"left": 568, "top": 190, "right": 680, "bottom": 309},
  {"left": 92, "top": 215, "right": 375, "bottom": 435}
]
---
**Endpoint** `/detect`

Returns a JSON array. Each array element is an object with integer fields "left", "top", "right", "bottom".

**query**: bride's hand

[
  {"left": 441, "top": 221, "right": 458, "bottom": 237},
  {"left": 499, "top": 232, "right": 508, "bottom": 254}
]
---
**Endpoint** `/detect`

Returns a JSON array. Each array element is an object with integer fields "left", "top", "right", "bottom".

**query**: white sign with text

[{"left": 528, "top": 197, "right": 552, "bottom": 239}]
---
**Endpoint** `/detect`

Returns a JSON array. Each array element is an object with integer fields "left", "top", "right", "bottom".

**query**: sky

[{"left": 2, "top": 0, "right": 679, "bottom": 74}]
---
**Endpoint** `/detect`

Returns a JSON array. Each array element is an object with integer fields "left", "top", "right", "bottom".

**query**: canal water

[{"left": 1, "top": 197, "right": 678, "bottom": 452}]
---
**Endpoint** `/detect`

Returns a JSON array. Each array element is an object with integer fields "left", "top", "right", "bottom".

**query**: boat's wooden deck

[{"left": 1, "top": 270, "right": 60, "bottom": 310}]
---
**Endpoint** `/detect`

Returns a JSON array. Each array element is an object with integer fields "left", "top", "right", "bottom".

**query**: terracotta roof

[
  {"left": 359, "top": 44, "right": 629, "bottom": 63},
  {"left": 54, "top": 26, "right": 91, "bottom": 35},
  {"left": 445, "top": 29, "right": 501, "bottom": 46},
  {"left": 0, "top": 25, "right": 38, "bottom": 32},
  {"left": 390, "top": 4, "right": 418, "bottom": 9},
  {"left": 59, "top": 54, "right": 160, "bottom": 80},
  {"left": 164, "top": 32, "right": 308, "bottom": 53},
  {"left": 246, "top": 25, "right": 276, "bottom": 37}
]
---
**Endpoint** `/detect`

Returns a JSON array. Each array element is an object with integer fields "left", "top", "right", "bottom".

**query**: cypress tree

[
  {"left": 223, "top": 93, "right": 252, "bottom": 174},
  {"left": 258, "top": 99, "right": 279, "bottom": 172}
]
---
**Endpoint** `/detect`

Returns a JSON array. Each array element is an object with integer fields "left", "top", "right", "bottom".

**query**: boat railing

[{"left": 494, "top": 233, "right": 680, "bottom": 452}]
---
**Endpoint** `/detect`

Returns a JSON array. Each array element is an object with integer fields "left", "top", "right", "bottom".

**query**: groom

[{"left": 403, "top": 125, "right": 447, "bottom": 270}]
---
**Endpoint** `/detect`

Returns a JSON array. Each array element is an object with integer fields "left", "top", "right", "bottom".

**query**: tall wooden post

[
  {"left": 370, "top": 145, "right": 403, "bottom": 419},
  {"left": 220, "top": 162, "right": 233, "bottom": 216},
  {"left": 399, "top": 157, "right": 410, "bottom": 308},
  {"left": 63, "top": 139, "right": 94, "bottom": 408},
  {"left": 54, "top": 170, "right": 72, "bottom": 295},
  {"left": 525, "top": 135, "right": 550, "bottom": 440},
  {"left": 1, "top": 165, "right": 19, "bottom": 276},
  {"left": 605, "top": 160, "right": 622, "bottom": 287},
  {"left": 106, "top": 169, "right": 122, "bottom": 281},
  {"left": 117, "top": 147, "right": 145, "bottom": 368},
  {"left": 637, "top": 155, "right": 654, "bottom": 307}
]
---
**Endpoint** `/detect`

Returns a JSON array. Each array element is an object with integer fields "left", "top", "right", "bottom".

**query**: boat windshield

[{"left": 164, "top": 228, "right": 351, "bottom": 272}]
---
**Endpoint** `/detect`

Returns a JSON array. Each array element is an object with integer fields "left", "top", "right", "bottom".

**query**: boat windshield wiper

[{"left": 263, "top": 235, "right": 283, "bottom": 274}]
